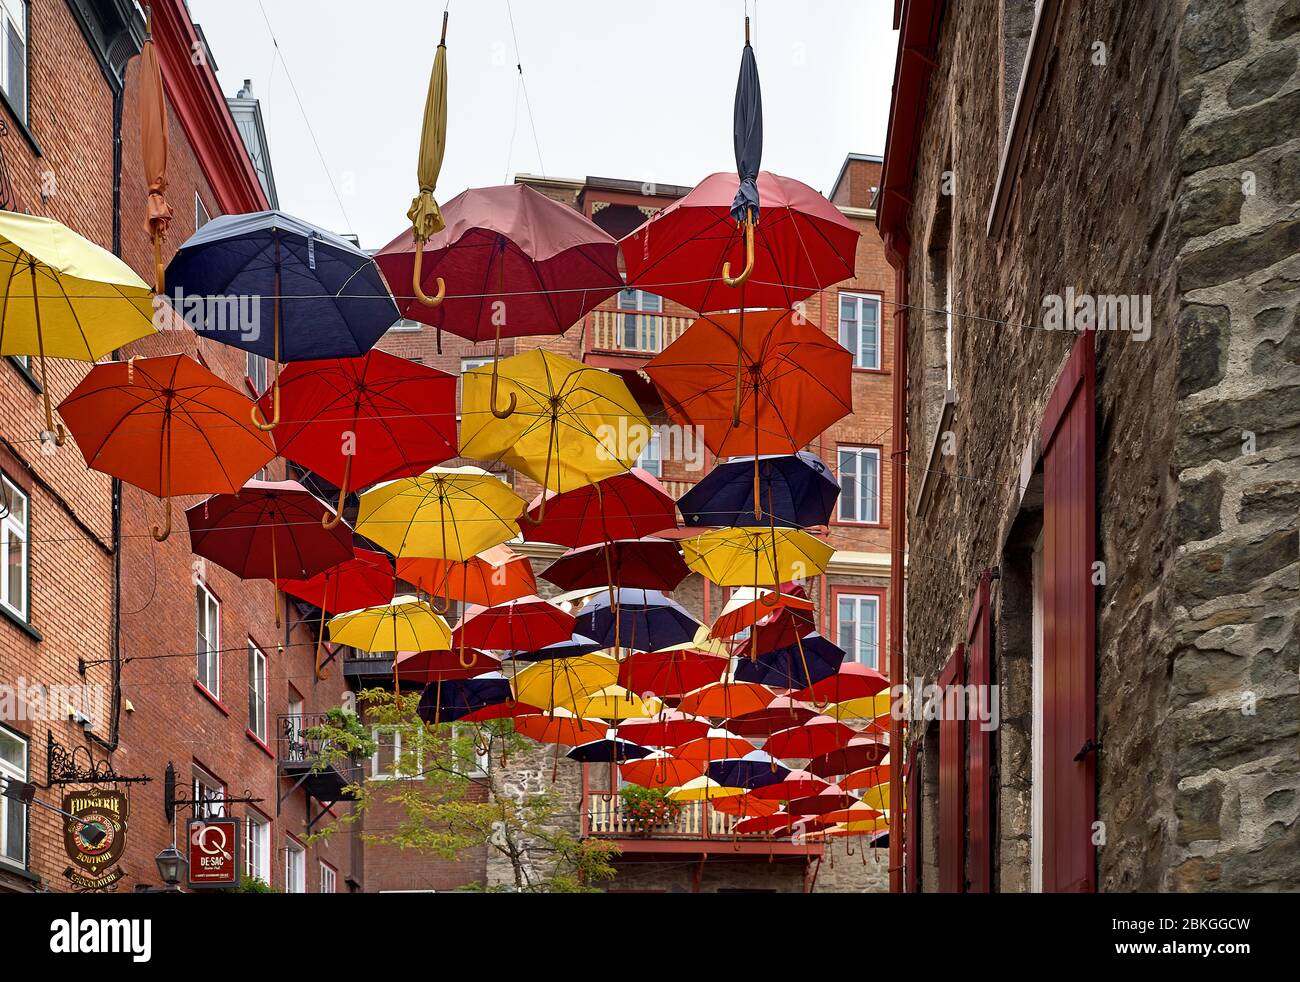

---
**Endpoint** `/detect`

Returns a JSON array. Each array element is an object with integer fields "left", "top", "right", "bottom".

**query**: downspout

[{"left": 886, "top": 233, "right": 909, "bottom": 893}]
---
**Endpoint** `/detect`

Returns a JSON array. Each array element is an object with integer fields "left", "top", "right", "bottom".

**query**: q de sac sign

[{"left": 187, "top": 818, "right": 240, "bottom": 888}]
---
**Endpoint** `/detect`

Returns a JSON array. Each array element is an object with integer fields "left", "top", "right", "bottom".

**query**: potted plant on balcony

[{"left": 619, "top": 785, "right": 682, "bottom": 833}]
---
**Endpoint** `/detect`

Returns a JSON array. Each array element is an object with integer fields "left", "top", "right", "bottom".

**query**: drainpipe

[{"left": 886, "top": 233, "right": 909, "bottom": 893}]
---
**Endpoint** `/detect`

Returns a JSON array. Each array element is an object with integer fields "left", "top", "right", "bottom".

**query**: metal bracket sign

[{"left": 186, "top": 818, "right": 241, "bottom": 889}]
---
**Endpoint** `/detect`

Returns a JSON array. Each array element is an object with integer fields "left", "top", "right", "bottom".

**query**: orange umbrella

[
  {"left": 710, "top": 588, "right": 814, "bottom": 640},
  {"left": 619, "top": 751, "right": 706, "bottom": 789},
  {"left": 140, "top": 6, "right": 172, "bottom": 292},
  {"left": 841, "top": 764, "right": 892, "bottom": 792},
  {"left": 396, "top": 545, "right": 537, "bottom": 612},
  {"left": 58, "top": 354, "right": 275, "bottom": 541},
  {"left": 677, "top": 678, "right": 776, "bottom": 720},
  {"left": 709, "top": 792, "right": 780, "bottom": 818},
  {"left": 672, "top": 728, "right": 754, "bottom": 764},
  {"left": 514, "top": 710, "right": 607, "bottom": 747}
]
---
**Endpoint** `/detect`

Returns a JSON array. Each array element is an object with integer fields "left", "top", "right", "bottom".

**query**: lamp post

[{"left": 154, "top": 845, "right": 185, "bottom": 893}]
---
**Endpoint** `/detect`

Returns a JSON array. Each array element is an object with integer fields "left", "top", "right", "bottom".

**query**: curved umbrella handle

[
  {"left": 322, "top": 455, "right": 351, "bottom": 529},
  {"left": 251, "top": 385, "right": 280, "bottom": 431},
  {"left": 151, "top": 497, "right": 172, "bottom": 542},
  {"left": 426, "top": 589, "right": 452, "bottom": 615},
  {"left": 411, "top": 239, "right": 446, "bottom": 307},
  {"left": 490, "top": 365, "right": 517, "bottom": 419},
  {"left": 759, "top": 589, "right": 782, "bottom": 608},
  {"left": 722, "top": 215, "right": 755, "bottom": 288}
]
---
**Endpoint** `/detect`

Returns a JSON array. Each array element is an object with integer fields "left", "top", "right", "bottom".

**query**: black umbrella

[{"left": 730, "top": 16, "right": 763, "bottom": 234}]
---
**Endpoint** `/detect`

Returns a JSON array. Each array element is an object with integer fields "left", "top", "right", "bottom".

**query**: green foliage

[
  {"left": 234, "top": 875, "right": 281, "bottom": 894},
  {"left": 618, "top": 784, "right": 682, "bottom": 831}
]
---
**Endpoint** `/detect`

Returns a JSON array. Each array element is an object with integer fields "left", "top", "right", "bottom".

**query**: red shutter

[
  {"left": 904, "top": 742, "right": 920, "bottom": 893},
  {"left": 1040, "top": 333, "right": 1097, "bottom": 892},
  {"left": 938, "top": 644, "right": 965, "bottom": 893},
  {"left": 965, "top": 570, "right": 993, "bottom": 892}
]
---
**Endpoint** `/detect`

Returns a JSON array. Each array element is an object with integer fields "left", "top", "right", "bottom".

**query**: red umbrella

[
  {"left": 709, "top": 792, "right": 780, "bottom": 818},
  {"left": 841, "top": 764, "right": 892, "bottom": 792},
  {"left": 711, "top": 588, "right": 813, "bottom": 640},
  {"left": 617, "top": 710, "right": 709, "bottom": 748},
  {"left": 521, "top": 469, "right": 677, "bottom": 548},
  {"left": 619, "top": 750, "right": 705, "bottom": 789},
  {"left": 806, "top": 735, "right": 889, "bottom": 779},
  {"left": 748, "top": 768, "right": 830, "bottom": 801},
  {"left": 764, "top": 715, "right": 855, "bottom": 760},
  {"left": 459, "top": 700, "right": 542, "bottom": 723},
  {"left": 676, "top": 678, "right": 775, "bottom": 720},
  {"left": 733, "top": 604, "right": 818, "bottom": 658},
  {"left": 787, "top": 785, "right": 857, "bottom": 816},
  {"left": 186, "top": 480, "right": 353, "bottom": 624},
  {"left": 542, "top": 538, "right": 689, "bottom": 593},
  {"left": 263, "top": 350, "right": 457, "bottom": 525},
  {"left": 734, "top": 811, "right": 798, "bottom": 836},
  {"left": 672, "top": 728, "right": 753, "bottom": 763},
  {"left": 397, "top": 545, "right": 537, "bottom": 610},
  {"left": 394, "top": 648, "right": 500, "bottom": 686},
  {"left": 725, "top": 695, "right": 817, "bottom": 738},
  {"left": 618, "top": 649, "right": 728, "bottom": 699},
  {"left": 451, "top": 596, "right": 574, "bottom": 652},
  {"left": 792, "top": 664, "right": 890, "bottom": 705},
  {"left": 513, "top": 710, "right": 607, "bottom": 747},
  {"left": 375, "top": 183, "right": 623, "bottom": 417},
  {"left": 621, "top": 170, "right": 859, "bottom": 313}
]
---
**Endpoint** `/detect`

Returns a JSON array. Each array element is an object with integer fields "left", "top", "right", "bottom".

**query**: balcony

[
  {"left": 341, "top": 649, "right": 394, "bottom": 684},
  {"left": 276, "top": 713, "right": 362, "bottom": 815},
  {"left": 587, "top": 792, "right": 739, "bottom": 838},
  {"left": 585, "top": 308, "right": 691, "bottom": 357}
]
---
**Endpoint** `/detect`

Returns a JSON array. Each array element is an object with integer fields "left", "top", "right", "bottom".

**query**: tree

[{"left": 303, "top": 689, "right": 618, "bottom": 892}]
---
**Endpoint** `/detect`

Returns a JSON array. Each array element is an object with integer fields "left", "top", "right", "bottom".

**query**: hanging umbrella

[
  {"left": 618, "top": 648, "right": 728, "bottom": 699},
  {"left": 806, "top": 735, "right": 889, "bottom": 779},
  {"left": 574, "top": 684, "right": 662, "bottom": 722},
  {"left": 747, "top": 769, "right": 831, "bottom": 802},
  {"left": 165, "top": 211, "right": 398, "bottom": 429},
  {"left": 566, "top": 730, "right": 653, "bottom": 764},
  {"left": 417, "top": 673, "right": 513, "bottom": 725},
  {"left": 708, "top": 750, "right": 789, "bottom": 790},
  {"left": 506, "top": 634, "right": 605, "bottom": 663},
  {"left": 452, "top": 597, "right": 575, "bottom": 653},
  {"left": 826, "top": 692, "right": 895, "bottom": 723},
  {"left": 792, "top": 663, "right": 890, "bottom": 705},
  {"left": 730, "top": 14, "right": 762, "bottom": 261},
  {"left": 787, "top": 786, "right": 858, "bottom": 816},
  {"left": 733, "top": 812, "right": 797, "bottom": 836},
  {"left": 683, "top": 527, "right": 833, "bottom": 594},
  {"left": 460, "top": 350, "right": 647, "bottom": 514},
  {"left": 679, "top": 452, "right": 839, "bottom": 530},
  {"left": 327, "top": 595, "right": 453, "bottom": 653},
  {"left": 765, "top": 715, "right": 855, "bottom": 760},
  {"left": 841, "top": 764, "right": 892, "bottom": 793},
  {"left": 139, "top": 6, "right": 172, "bottom": 293},
  {"left": 394, "top": 648, "right": 500, "bottom": 686},
  {"left": 403, "top": 11, "right": 450, "bottom": 307},
  {"left": 672, "top": 728, "right": 754, "bottom": 764},
  {"left": 616, "top": 710, "right": 709, "bottom": 748},
  {"left": 574, "top": 589, "right": 702, "bottom": 654},
  {"left": 619, "top": 751, "right": 705, "bottom": 789},
  {"left": 542, "top": 538, "right": 689, "bottom": 593},
  {"left": 512, "top": 653, "right": 619, "bottom": 711},
  {"left": 817, "top": 801, "right": 885, "bottom": 826},
  {"left": 0, "top": 212, "right": 156, "bottom": 442},
  {"left": 725, "top": 695, "right": 818, "bottom": 738},
  {"left": 58, "top": 354, "right": 275, "bottom": 540},
  {"left": 667, "top": 776, "right": 744, "bottom": 803},
  {"left": 397, "top": 545, "right": 536, "bottom": 610},
  {"left": 709, "top": 792, "right": 780, "bottom": 818},
  {"left": 458, "top": 699, "right": 542, "bottom": 724},
  {"left": 262, "top": 350, "right": 457, "bottom": 524},
  {"left": 521, "top": 469, "right": 677, "bottom": 547},
  {"left": 513, "top": 708, "right": 608, "bottom": 747},
  {"left": 710, "top": 586, "right": 814, "bottom": 640},
  {"left": 355, "top": 465, "right": 524, "bottom": 565},
  {"left": 733, "top": 601, "right": 818, "bottom": 659},
  {"left": 376, "top": 183, "right": 622, "bottom": 413},
  {"left": 734, "top": 633, "right": 845, "bottom": 690},
  {"left": 677, "top": 677, "right": 776, "bottom": 720},
  {"left": 858, "top": 782, "right": 891, "bottom": 812}
]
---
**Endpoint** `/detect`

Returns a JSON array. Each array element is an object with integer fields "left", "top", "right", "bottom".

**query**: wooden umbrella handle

[
  {"left": 412, "top": 240, "right": 446, "bottom": 307},
  {"left": 722, "top": 215, "right": 755, "bottom": 288}
]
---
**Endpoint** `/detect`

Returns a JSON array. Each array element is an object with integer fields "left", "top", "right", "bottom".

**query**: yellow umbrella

[
  {"left": 858, "top": 782, "right": 891, "bottom": 811},
  {"left": 666, "top": 776, "right": 744, "bottom": 802},
  {"left": 826, "top": 692, "right": 895, "bottom": 722},
  {"left": 512, "top": 653, "right": 619, "bottom": 711},
  {"left": 327, "top": 595, "right": 452, "bottom": 652},
  {"left": 839, "top": 817, "right": 890, "bottom": 834},
  {"left": 682, "top": 527, "right": 834, "bottom": 587},
  {"left": 406, "top": 11, "right": 450, "bottom": 308},
  {"left": 460, "top": 350, "right": 648, "bottom": 520},
  {"left": 0, "top": 212, "right": 156, "bottom": 442},
  {"left": 355, "top": 465, "right": 524, "bottom": 571},
  {"left": 574, "top": 684, "right": 663, "bottom": 722}
]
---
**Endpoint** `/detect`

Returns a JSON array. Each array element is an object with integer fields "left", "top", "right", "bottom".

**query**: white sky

[{"left": 188, "top": 0, "right": 898, "bottom": 249}]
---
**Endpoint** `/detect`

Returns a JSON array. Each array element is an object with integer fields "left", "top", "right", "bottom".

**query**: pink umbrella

[{"left": 451, "top": 596, "right": 575, "bottom": 652}]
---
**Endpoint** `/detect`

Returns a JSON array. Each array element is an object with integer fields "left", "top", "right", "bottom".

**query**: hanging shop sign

[
  {"left": 187, "top": 817, "right": 241, "bottom": 888},
  {"left": 62, "top": 788, "right": 128, "bottom": 891}
]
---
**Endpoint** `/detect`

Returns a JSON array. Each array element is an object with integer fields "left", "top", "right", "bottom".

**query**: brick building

[
  {"left": 878, "top": 0, "right": 1298, "bottom": 892},
  {"left": 0, "top": 0, "right": 360, "bottom": 894},
  {"left": 369, "top": 158, "right": 896, "bottom": 893}
]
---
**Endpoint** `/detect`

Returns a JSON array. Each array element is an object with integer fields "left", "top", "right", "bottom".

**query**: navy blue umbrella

[
  {"left": 566, "top": 733, "right": 653, "bottom": 764},
  {"left": 678, "top": 452, "right": 839, "bottom": 529},
  {"left": 574, "top": 589, "right": 701, "bottom": 653},
  {"left": 417, "top": 672, "right": 512, "bottom": 724},
  {"left": 709, "top": 750, "right": 789, "bottom": 790},
  {"left": 734, "top": 633, "right": 845, "bottom": 689},
  {"left": 505, "top": 634, "right": 605, "bottom": 663},
  {"left": 730, "top": 16, "right": 763, "bottom": 227}
]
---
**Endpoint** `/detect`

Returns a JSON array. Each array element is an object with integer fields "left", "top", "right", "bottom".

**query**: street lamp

[{"left": 154, "top": 845, "right": 185, "bottom": 892}]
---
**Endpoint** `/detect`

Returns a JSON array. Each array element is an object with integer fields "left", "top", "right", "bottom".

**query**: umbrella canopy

[
  {"left": 276, "top": 548, "right": 396, "bottom": 614},
  {"left": 397, "top": 545, "right": 537, "bottom": 610},
  {"left": 574, "top": 589, "right": 702, "bottom": 653},
  {"left": 858, "top": 782, "right": 891, "bottom": 812},
  {"left": 733, "top": 633, "right": 846, "bottom": 690},
  {"left": 826, "top": 692, "right": 895, "bottom": 723},
  {"left": 263, "top": 350, "right": 457, "bottom": 520},
  {"left": 394, "top": 648, "right": 500, "bottom": 686},
  {"left": 452, "top": 597, "right": 574, "bottom": 652},
  {"left": 460, "top": 350, "right": 647, "bottom": 502},
  {"left": 621, "top": 170, "right": 859, "bottom": 313},
  {"left": 710, "top": 586, "right": 814, "bottom": 640},
  {"left": 58, "top": 354, "right": 276, "bottom": 540},
  {"left": 574, "top": 685, "right": 662, "bottom": 722},
  {"left": 667, "top": 776, "right": 744, "bottom": 803},
  {"left": 459, "top": 699, "right": 543, "bottom": 723},
  {"left": 0, "top": 211, "right": 156, "bottom": 441},
  {"left": 645, "top": 310, "right": 852, "bottom": 459},
  {"left": 186, "top": 479, "right": 353, "bottom": 582},
  {"left": 542, "top": 538, "right": 689, "bottom": 593},
  {"left": 725, "top": 695, "right": 818, "bottom": 738},
  {"left": 139, "top": 11, "right": 172, "bottom": 293},
  {"left": 417, "top": 673, "right": 513, "bottom": 725},
  {"left": 328, "top": 596, "right": 453, "bottom": 653},
  {"left": 733, "top": 601, "right": 818, "bottom": 659},
  {"left": 792, "top": 663, "right": 890, "bottom": 705},
  {"left": 682, "top": 527, "right": 834, "bottom": 589},
  {"left": 748, "top": 769, "right": 831, "bottom": 802},
  {"left": 619, "top": 751, "right": 705, "bottom": 789},
  {"left": 679, "top": 452, "right": 839, "bottom": 529},
  {"left": 514, "top": 709, "right": 608, "bottom": 747},
  {"left": 617, "top": 710, "right": 709, "bottom": 748},
  {"left": 840, "top": 765, "right": 892, "bottom": 793},
  {"left": 708, "top": 750, "right": 790, "bottom": 790},
  {"left": 506, "top": 634, "right": 606, "bottom": 663},
  {"left": 765, "top": 715, "right": 855, "bottom": 760},
  {"left": 618, "top": 648, "right": 728, "bottom": 699},
  {"left": 787, "top": 786, "right": 858, "bottom": 816},
  {"left": 521, "top": 469, "right": 677, "bottom": 548},
  {"left": 672, "top": 728, "right": 754, "bottom": 764},
  {"left": 734, "top": 812, "right": 797, "bottom": 835},
  {"left": 566, "top": 732, "right": 653, "bottom": 764},
  {"left": 677, "top": 678, "right": 776, "bottom": 720},
  {"left": 512, "top": 653, "right": 619, "bottom": 711},
  {"left": 806, "top": 736, "right": 889, "bottom": 779},
  {"left": 709, "top": 792, "right": 780, "bottom": 818},
  {"left": 355, "top": 466, "right": 524, "bottom": 562}
]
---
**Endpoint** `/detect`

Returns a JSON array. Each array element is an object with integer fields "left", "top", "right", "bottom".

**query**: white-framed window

[
  {"left": 370, "top": 725, "right": 422, "bottom": 780},
  {"left": 193, "top": 769, "right": 225, "bottom": 819},
  {"left": 320, "top": 861, "right": 337, "bottom": 893},
  {"left": 839, "top": 292, "right": 881, "bottom": 370},
  {"left": 247, "top": 641, "right": 268, "bottom": 743},
  {"left": 195, "top": 192, "right": 210, "bottom": 232},
  {"left": 0, "top": 726, "right": 28, "bottom": 868},
  {"left": 455, "top": 724, "right": 490, "bottom": 778},
  {"left": 195, "top": 582, "right": 221, "bottom": 699},
  {"left": 284, "top": 839, "right": 306, "bottom": 893},
  {"left": 836, "top": 593, "right": 881, "bottom": 669},
  {"left": 636, "top": 427, "right": 661, "bottom": 478},
  {"left": 837, "top": 446, "right": 881, "bottom": 524},
  {"left": 246, "top": 352, "right": 268, "bottom": 397},
  {"left": 0, "top": 1, "right": 28, "bottom": 127},
  {"left": 1, "top": 474, "right": 29, "bottom": 621},
  {"left": 618, "top": 287, "right": 663, "bottom": 352},
  {"left": 244, "top": 811, "right": 271, "bottom": 886}
]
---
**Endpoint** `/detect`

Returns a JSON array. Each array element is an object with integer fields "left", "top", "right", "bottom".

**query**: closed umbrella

[
  {"left": 139, "top": 7, "right": 172, "bottom": 293},
  {"left": 403, "top": 11, "right": 450, "bottom": 307}
]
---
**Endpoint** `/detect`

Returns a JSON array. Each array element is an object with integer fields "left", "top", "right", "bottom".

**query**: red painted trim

[
  {"left": 597, "top": 838, "right": 819, "bottom": 858},
  {"left": 965, "top": 569, "right": 992, "bottom": 893},
  {"left": 194, "top": 679, "right": 229, "bottom": 716},
  {"left": 246, "top": 729, "right": 274, "bottom": 759},
  {"left": 828, "top": 584, "right": 888, "bottom": 676},
  {"left": 152, "top": 1, "right": 269, "bottom": 215},
  {"left": 832, "top": 440, "right": 887, "bottom": 528},
  {"left": 904, "top": 742, "right": 919, "bottom": 892},
  {"left": 937, "top": 643, "right": 964, "bottom": 893}
]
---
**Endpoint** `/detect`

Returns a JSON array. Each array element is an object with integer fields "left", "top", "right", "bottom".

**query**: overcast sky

[{"left": 187, "top": 0, "right": 897, "bottom": 249}]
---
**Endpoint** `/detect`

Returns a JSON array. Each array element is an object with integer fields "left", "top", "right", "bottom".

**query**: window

[
  {"left": 1, "top": 474, "right": 28, "bottom": 620},
  {"left": 284, "top": 839, "right": 306, "bottom": 893},
  {"left": 193, "top": 770, "right": 225, "bottom": 819},
  {"left": 246, "top": 352, "right": 268, "bottom": 397},
  {"left": 247, "top": 642, "right": 268, "bottom": 743},
  {"left": 195, "top": 583, "right": 221, "bottom": 699},
  {"left": 458, "top": 357, "right": 494, "bottom": 416},
  {"left": 0, "top": 1, "right": 27, "bottom": 126},
  {"left": 456, "top": 724, "right": 490, "bottom": 778},
  {"left": 244, "top": 811, "right": 271, "bottom": 886},
  {"left": 839, "top": 293, "right": 881, "bottom": 370},
  {"left": 836, "top": 593, "right": 881, "bottom": 669},
  {"left": 195, "top": 193, "right": 210, "bottom": 231},
  {"left": 837, "top": 447, "right": 880, "bottom": 524},
  {"left": 0, "top": 726, "right": 28, "bottom": 868},
  {"left": 636, "top": 427, "right": 661, "bottom": 478},
  {"left": 320, "top": 861, "right": 337, "bottom": 893},
  {"left": 618, "top": 288, "right": 663, "bottom": 351},
  {"left": 370, "top": 725, "right": 422, "bottom": 780}
]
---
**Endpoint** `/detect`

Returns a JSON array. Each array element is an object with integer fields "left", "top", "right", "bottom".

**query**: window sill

[
  {"left": 832, "top": 518, "right": 886, "bottom": 529},
  {"left": 851, "top": 366, "right": 890, "bottom": 376},
  {"left": 916, "top": 388, "right": 959, "bottom": 518},
  {"left": 6, "top": 357, "right": 42, "bottom": 393},
  {"left": 194, "top": 681, "right": 230, "bottom": 716},
  {"left": 246, "top": 729, "right": 274, "bottom": 758},
  {"left": 0, "top": 602, "right": 41, "bottom": 641}
]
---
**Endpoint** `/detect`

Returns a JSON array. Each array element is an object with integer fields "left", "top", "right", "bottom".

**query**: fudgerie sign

[{"left": 49, "top": 914, "right": 152, "bottom": 963}]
